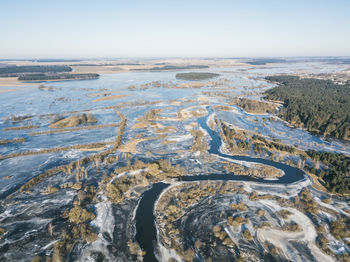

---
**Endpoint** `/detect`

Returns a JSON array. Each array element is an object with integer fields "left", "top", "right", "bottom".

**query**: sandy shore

[{"left": 0, "top": 77, "right": 37, "bottom": 87}]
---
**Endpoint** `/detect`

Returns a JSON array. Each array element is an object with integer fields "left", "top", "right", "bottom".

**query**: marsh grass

[
  {"left": 3, "top": 125, "right": 39, "bottom": 131},
  {"left": 230, "top": 98, "right": 278, "bottom": 114},
  {"left": 49, "top": 113, "right": 97, "bottom": 128},
  {"left": 189, "top": 129, "right": 208, "bottom": 153},
  {"left": 9, "top": 109, "right": 126, "bottom": 194},
  {"left": 224, "top": 161, "right": 283, "bottom": 178},
  {"left": 30, "top": 123, "right": 120, "bottom": 136},
  {"left": 0, "top": 142, "right": 111, "bottom": 160},
  {"left": 0, "top": 137, "right": 26, "bottom": 145},
  {"left": 93, "top": 94, "right": 129, "bottom": 102}
]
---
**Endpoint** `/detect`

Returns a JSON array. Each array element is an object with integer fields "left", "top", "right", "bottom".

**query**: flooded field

[{"left": 0, "top": 62, "right": 349, "bottom": 261}]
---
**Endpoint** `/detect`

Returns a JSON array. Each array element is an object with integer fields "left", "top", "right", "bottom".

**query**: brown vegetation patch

[
  {"left": 155, "top": 126, "right": 178, "bottom": 134},
  {"left": 230, "top": 201, "right": 247, "bottom": 211},
  {"left": 189, "top": 129, "right": 208, "bottom": 153},
  {"left": 213, "top": 105, "right": 236, "bottom": 112},
  {"left": 224, "top": 161, "right": 283, "bottom": 178},
  {"left": 276, "top": 209, "right": 292, "bottom": 219},
  {"left": 0, "top": 142, "right": 111, "bottom": 160},
  {"left": 213, "top": 225, "right": 235, "bottom": 247},
  {"left": 155, "top": 181, "right": 242, "bottom": 254},
  {"left": 7, "top": 109, "right": 126, "bottom": 195},
  {"left": 30, "top": 123, "right": 119, "bottom": 136},
  {"left": 228, "top": 215, "right": 249, "bottom": 227},
  {"left": 3, "top": 125, "right": 39, "bottom": 131},
  {"left": 185, "top": 122, "right": 198, "bottom": 130},
  {"left": 68, "top": 206, "right": 95, "bottom": 224},
  {"left": 0, "top": 227, "right": 6, "bottom": 238},
  {"left": 102, "top": 160, "right": 185, "bottom": 204},
  {"left": 280, "top": 222, "right": 302, "bottom": 232},
  {"left": 118, "top": 136, "right": 161, "bottom": 154},
  {"left": 49, "top": 113, "right": 97, "bottom": 128},
  {"left": 0, "top": 137, "right": 26, "bottom": 145},
  {"left": 132, "top": 109, "right": 163, "bottom": 129},
  {"left": 41, "top": 186, "right": 59, "bottom": 195},
  {"left": 230, "top": 98, "right": 278, "bottom": 114},
  {"left": 10, "top": 115, "right": 33, "bottom": 122},
  {"left": 242, "top": 229, "right": 253, "bottom": 240},
  {"left": 178, "top": 106, "right": 207, "bottom": 120},
  {"left": 72, "top": 223, "right": 98, "bottom": 243},
  {"left": 93, "top": 94, "right": 129, "bottom": 102}
]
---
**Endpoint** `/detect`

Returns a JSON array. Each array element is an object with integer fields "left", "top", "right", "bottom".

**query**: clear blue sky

[{"left": 0, "top": 0, "right": 349, "bottom": 58}]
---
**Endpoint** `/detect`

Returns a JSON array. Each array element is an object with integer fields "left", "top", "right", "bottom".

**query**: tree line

[
  {"left": 18, "top": 73, "right": 99, "bottom": 81},
  {"left": 0, "top": 65, "right": 72, "bottom": 77},
  {"left": 306, "top": 149, "right": 349, "bottom": 194}
]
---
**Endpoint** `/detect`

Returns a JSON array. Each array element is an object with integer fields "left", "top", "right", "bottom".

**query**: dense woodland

[
  {"left": 18, "top": 73, "right": 99, "bottom": 81},
  {"left": 0, "top": 65, "right": 72, "bottom": 77},
  {"left": 265, "top": 75, "right": 350, "bottom": 141},
  {"left": 306, "top": 150, "right": 350, "bottom": 194},
  {"left": 221, "top": 120, "right": 349, "bottom": 194}
]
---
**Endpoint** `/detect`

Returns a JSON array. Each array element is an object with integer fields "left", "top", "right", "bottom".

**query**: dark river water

[{"left": 135, "top": 108, "right": 306, "bottom": 262}]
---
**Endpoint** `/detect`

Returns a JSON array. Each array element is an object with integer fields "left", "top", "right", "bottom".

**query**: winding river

[{"left": 135, "top": 108, "right": 306, "bottom": 262}]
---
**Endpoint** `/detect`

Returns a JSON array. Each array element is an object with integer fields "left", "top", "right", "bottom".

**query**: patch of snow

[{"left": 257, "top": 201, "right": 334, "bottom": 262}]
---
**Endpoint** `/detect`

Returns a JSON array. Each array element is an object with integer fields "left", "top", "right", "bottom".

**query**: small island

[
  {"left": 175, "top": 72, "right": 220, "bottom": 80},
  {"left": 232, "top": 98, "right": 278, "bottom": 114},
  {"left": 49, "top": 113, "right": 98, "bottom": 128}
]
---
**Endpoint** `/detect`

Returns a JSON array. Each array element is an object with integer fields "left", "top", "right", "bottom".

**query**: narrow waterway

[{"left": 135, "top": 108, "right": 306, "bottom": 262}]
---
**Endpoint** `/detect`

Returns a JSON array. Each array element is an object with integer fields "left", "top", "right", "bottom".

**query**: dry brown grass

[
  {"left": 185, "top": 122, "right": 198, "bottom": 130},
  {"left": 79, "top": 146, "right": 107, "bottom": 152},
  {"left": 161, "top": 139, "right": 177, "bottom": 145},
  {"left": 3, "top": 125, "right": 39, "bottom": 131},
  {"left": 49, "top": 114, "right": 97, "bottom": 128},
  {"left": 190, "top": 129, "right": 208, "bottom": 153},
  {"left": 41, "top": 186, "right": 59, "bottom": 195},
  {"left": 0, "top": 142, "right": 111, "bottom": 160},
  {"left": 132, "top": 118, "right": 150, "bottom": 129},
  {"left": 0, "top": 138, "right": 26, "bottom": 145},
  {"left": 131, "top": 109, "right": 163, "bottom": 129},
  {"left": 224, "top": 162, "right": 283, "bottom": 178},
  {"left": 170, "top": 101, "right": 182, "bottom": 106},
  {"left": 230, "top": 98, "right": 278, "bottom": 114},
  {"left": 0, "top": 88, "right": 18, "bottom": 94},
  {"left": 118, "top": 136, "right": 162, "bottom": 154},
  {"left": 93, "top": 94, "right": 129, "bottom": 102},
  {"left": 155, "top": 126, "right": 178, "bottom": 134},
  {"left": 307, "top": 171, "right": 329, "bottom": 193},
  {"left": 213, "top": 105, "right": 236, "bottom": 112},
  {"left": 154, "top": 106, "right": 207, "bottom": 122},
  {"left": 30, "top": 123, "right": 120, "bottom": 136},
  {"left": 0, "top": 77, "right": 37, "bottom": 87},
  {"left": 5, "top": 109, "right": 127, "bottom": 196},
  {"left": 118, "top": 138, "right": 148, "bottom": 154}
]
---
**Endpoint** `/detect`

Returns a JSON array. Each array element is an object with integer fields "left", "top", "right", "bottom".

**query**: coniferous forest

[{"left": 265, "top": 75, "right": 350, "bottom": 141}]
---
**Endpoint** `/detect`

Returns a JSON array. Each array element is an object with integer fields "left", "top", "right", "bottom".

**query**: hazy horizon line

[{"left": 1, "top": 55, "right": 350, "bottom": 61}]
